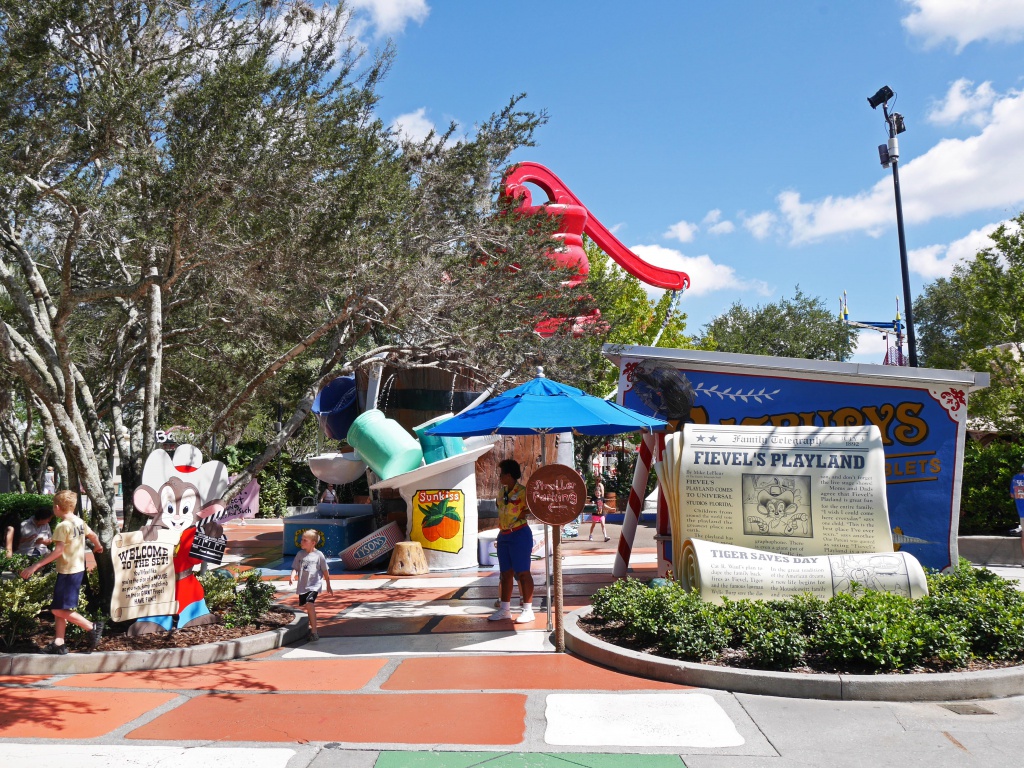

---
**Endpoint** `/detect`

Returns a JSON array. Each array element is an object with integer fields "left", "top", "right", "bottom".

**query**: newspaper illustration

[
  {"left": 680, "top": 538, "right": 928, "bottom": 604},
  {"left": 657, "top": 424, "right": 894, "bottom": 580}
]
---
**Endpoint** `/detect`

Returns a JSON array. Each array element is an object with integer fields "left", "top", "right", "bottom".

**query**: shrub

[
  {"left": 587, "top": 563, "right": 1024, "bottom": 673},
  {"left": 655, "top": 594, "right": 731, "bottom": 661},
  {"left": 959, "top": 440, "right": 1024, "bottom": 535},
  {"left": 0, "top": 569, "right": 56, "bottom": 649},
  {"left": 814, "top": 590, "right": 932, "bottom": 671},
  {"left": 0, "top": 493, "right": 53, "bottom": 522},
  {"left": 724, "top": 599, "right": 808, "bottom": 669},
  {"left": 223, "top": 570, "right": 275, "bottom": 628},
  {"left": 199, "top": 569, "right": 239, "bottom": 613}
]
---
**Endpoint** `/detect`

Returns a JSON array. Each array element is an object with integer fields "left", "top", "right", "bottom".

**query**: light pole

[{"left": 868, "top": 85, "right": 918, "bottom": 367}]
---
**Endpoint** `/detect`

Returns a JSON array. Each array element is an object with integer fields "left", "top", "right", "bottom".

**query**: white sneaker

[
  {"left": 516, "top": 607, "right": 535, "bottom": 624},
  {"left": 488, "top": 607, "right": 512, "bottom": 621}
]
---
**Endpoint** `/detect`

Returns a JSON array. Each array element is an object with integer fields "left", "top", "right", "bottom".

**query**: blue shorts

[
  {"left": 496, "top": 525, "right": 533, "bottom": 573},
  {"left": 51, "top": 571, "right": 85, "bottom": 611}
]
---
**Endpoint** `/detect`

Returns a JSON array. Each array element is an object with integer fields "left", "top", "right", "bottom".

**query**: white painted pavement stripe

[
  {"left": 545, "top": 693, "right": 745, "bottom": 748},
  {"left": 280, "top": 629, "right": 554, "bottom": 658},
  {"left": 273, "top": 579, "right": 391, "bottom": 592},
  {"left": 341, "top": 599, "right": 497, "bottom": 618},
  {"left": 0, "top": 745, "right": 295, "bottom": 768}
]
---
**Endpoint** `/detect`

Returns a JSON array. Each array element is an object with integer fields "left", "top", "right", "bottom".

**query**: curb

[
  {"left": 0, "top": 610, "right": 307, "bottom": 676},
  {"left": 564, "top": 606, "right": 1024, "bottom": 702}
]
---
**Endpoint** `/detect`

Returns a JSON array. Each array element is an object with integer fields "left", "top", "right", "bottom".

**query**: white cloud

[
  {"left": 927, "top": 79, "right": 997, "bottom": 127},
  {"left": 702, "top": 209, "right": 735, "bottom": 234},
  {"left": 778, "top": 85, "right": 1024, "bottom": 243},
  {"left": 902, "top": 0, "right": 1024, "bottom": 51},
  {"left": 909, "top": 219, "right": 1020, "bottom": 279},
  {"left": 628, "top": 244, "right": 772, "bottom": 298},
  {"left": 851, "top": 331, "right": 893, "bottom": 363},
  {"left": 389, "top": 107, "right": 436, "bottom": 143},
  {"left": 664, "top": 219, "right": 699, "bottom": 243},
  {"left": 348, "top": 0, "right": 429, "bottom": 36},
  {"left": 742, "top": 211, "right": 776, "bottom": 240}
]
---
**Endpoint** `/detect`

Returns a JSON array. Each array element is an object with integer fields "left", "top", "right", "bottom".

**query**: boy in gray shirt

[{"left": 289, "top": 529, "right": 333, "bottom": 641}]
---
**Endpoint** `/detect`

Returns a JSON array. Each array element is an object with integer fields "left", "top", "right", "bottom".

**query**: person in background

[
  {"left": 18, "top": 508, "right": 54, "bottom": 557},
  {"left": 320, "top": 484, "right": 337, "bottom": 504},
  {"left": 2, "top": 510, "right": 22, "bottom": 557},
  {"left": 490, "top": 459, "right": 535, "bottom": 624},
  {"left": 20, "top": 490, "right": 104, "bottom": 654},
  {"left": 588, "top": 477, "right": 610, "bottom": 542},
  {"left": 42, "top": 466, "right": 56, "bottom": 495}
]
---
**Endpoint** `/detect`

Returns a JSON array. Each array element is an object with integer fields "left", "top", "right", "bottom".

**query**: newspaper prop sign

[
  {"left": 110, "top": 529, "right": 179, "bottom": 622},
  {"left": 659, "top": 424, "right": 894, "bottom": 568},
  {"left": 681, "top": 538, "right": 928, "bottom": 604},
  {"left": 615, "top": 349, "right": 989, "bottom": 571}
]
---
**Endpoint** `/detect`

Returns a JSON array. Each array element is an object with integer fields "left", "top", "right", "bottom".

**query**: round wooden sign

[{"left": 525, "top": 464, "right": 587, "bottom": 526}]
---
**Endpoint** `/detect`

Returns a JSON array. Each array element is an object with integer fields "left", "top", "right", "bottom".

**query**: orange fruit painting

[{"left": 420, "top": 498, "right": 462, "bottom": 541}]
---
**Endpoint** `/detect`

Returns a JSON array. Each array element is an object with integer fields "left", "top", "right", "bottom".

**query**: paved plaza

[{"left": 4, "top": 520, "right": 1024, "bottom": 767}]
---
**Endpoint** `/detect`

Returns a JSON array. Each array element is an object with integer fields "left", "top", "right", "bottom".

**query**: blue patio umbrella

[
  {"left": 423, "top": 368, "right": 666, "bottom": 650},
  {"left": 422, "top": 372, "right": 667, "bottom": 438}
]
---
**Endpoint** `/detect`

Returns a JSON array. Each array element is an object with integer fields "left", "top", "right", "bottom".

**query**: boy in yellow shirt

[{"left": 21, "top": 490, "right": 105, "bottom": 654}]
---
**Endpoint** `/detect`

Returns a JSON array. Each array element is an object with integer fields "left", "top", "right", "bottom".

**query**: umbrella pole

[
  {"left": 539, "top": 434, "right": 565, "bottom": 650},
  {"left": 553, "top": 528, "right": 565, "bottom": 651}
]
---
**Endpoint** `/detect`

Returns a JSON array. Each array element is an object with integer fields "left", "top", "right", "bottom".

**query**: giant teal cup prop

[
  {"left": 413, "top": 413, "right": 465, "bottom": 465},
  {"left": 346, "top": 409, "right": 423, "bottom": 480}
]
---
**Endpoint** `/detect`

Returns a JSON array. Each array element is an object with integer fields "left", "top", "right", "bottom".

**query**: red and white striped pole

[
  {"left": 655, "top": 433, "right": 672, "bottom": 577},
  {"left": 613, "top": 432, "right": 656, "bottom": 578}
]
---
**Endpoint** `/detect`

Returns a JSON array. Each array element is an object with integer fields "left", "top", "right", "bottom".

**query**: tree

[
  {"left": 699, "top": 287, "right": 854, "bottom": 361},
  {"left": 0, "top": 0, "right": 599, "bottom": 606},
  {"left": 915, "top": 213, "right": 1024, "bottom": 435}
]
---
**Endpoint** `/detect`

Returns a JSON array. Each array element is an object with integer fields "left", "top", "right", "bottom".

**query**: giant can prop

[{"left": 371, "top": 444, "right": 493, "bottom": 570}]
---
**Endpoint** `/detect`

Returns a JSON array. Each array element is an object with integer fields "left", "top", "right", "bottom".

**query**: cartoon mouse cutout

[{"left": 130, "top": 444, "right": 231, "bottom": 635}]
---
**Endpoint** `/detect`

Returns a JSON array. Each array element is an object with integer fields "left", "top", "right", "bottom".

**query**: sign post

[{"left": 526, "top": 463, "right": 586, "bottom": 652}]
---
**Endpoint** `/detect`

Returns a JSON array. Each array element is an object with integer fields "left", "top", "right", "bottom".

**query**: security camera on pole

[{"left": 868, "top": 85, "right": 918, "bottom": 367}]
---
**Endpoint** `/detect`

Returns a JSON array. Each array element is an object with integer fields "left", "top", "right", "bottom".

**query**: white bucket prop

[{"left": 308, "top": 451, "right": 368, "bottom": 485}]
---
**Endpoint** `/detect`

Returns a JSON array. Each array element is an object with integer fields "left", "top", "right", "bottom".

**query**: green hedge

[
  {"left": 590, "top": 561, "right": 1024, "bottom": 673},
  {"left": 959, "top": 440, "right": 1024, "bottom": 535},
  {"left": 0, "top": 493, "right": 53, "bottom": 521}
]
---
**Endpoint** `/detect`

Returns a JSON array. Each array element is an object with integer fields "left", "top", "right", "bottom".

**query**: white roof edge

[{"left": 602, "top": 344, "right": 990, "bottom": 392}]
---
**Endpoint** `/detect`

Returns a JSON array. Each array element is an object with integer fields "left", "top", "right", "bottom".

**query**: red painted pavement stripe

[{"left": 127, "top": 692, "right": 526, "bottom": 745}]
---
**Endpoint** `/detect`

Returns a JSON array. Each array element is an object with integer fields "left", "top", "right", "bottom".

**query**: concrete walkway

[{"left": 4, "top": 519, "right": 1024, "bottom": 767}]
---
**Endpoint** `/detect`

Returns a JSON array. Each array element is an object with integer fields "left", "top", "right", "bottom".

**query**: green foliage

[
  {"left": 0, "top": 493, "right": 52, "bottom": 521},
  {"left": 959, "top": 439, "right": 1024, "bottom": 534},
  {"left": 223, "top": 569, "right": 275, "bottom": 628},
  {"left": 217, "top": 442, "right": 316, "bottom": 509},
  {"left": 0, "top": 550, "right": 32, "bottom": 574},
  {"left": 0, "top": 569, "right": 56, "bottom": 648},
  {"left": 723, "top": 598, "right": 813, "bottom": 669},
  {"left": 589, "top": 561, "right": 1024, "bottom": 672},
  {"left": 699, "top": 286, "right": 854, "bottom": 361},
  {"left": 814, "top": 590, "right": 933, "bottom": 671},
  {"left": 198, "top": 569, "right": 239, "bottom": 613},
  {"left": 915, "top": 211, "right": 1024, "bottom": 435}
]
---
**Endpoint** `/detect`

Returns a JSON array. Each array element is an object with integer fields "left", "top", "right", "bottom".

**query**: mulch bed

[
  {"left": 578, "top": 616, "right": 1024, "bottom": 675},
  {"left": 3, "top": 608, "right": 295, "bottom": 655}
]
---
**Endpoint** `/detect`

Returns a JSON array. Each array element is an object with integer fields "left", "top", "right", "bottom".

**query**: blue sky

[{"left": 344, "top": 0, "right": 1024, "bottom": 363}]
